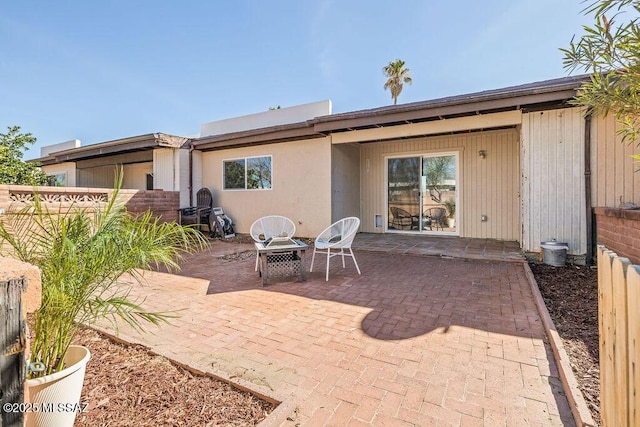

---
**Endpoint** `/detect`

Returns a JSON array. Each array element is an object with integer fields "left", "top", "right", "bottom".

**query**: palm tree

[{"left": 383, "top": 59, "right": 412, "bottom": 105}]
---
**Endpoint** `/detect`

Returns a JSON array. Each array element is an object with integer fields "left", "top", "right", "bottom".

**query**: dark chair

[
  {"left": 424, "top": 207, "right": 447, "bottom": 231},
  {"left": 389, "top": 207, "right": 418, "bottom": 230},
  {"left": 178, "top": 188, "right": 213, "bottom": 233}
]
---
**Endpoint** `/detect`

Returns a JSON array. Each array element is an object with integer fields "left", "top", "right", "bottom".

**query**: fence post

[
  {"left": 628, "top": 265, "right": 640, "bottom": 427},
  {"left": 0, "top": 276, "right": 27, "bottom": 427},
  {"left": 0, "top": 258, "right": 41, "bottom": 427}
]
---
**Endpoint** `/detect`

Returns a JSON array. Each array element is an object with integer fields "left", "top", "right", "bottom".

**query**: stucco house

[{"left": 37, "top": 75, "right": 640, "bottom": 264}]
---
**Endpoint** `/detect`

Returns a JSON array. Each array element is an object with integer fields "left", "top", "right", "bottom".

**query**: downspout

[
  {"left": 189, "top": 144, "right": 193, "bottom": 206},
  {"left": 584, "top": 112, "right": 593, "bottom": 266}
]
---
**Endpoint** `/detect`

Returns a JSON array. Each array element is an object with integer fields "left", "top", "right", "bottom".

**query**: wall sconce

[{"left": 478, "top": 150, "right": 486, "bottom": 159}]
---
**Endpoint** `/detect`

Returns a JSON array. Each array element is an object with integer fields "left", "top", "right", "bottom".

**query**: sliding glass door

[{"left": 387, "top": 153, "right": 458, "bottom": 234}]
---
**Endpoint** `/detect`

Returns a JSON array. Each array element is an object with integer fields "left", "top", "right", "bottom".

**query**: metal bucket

[{"left": 540, "top": 240, "right": 569, "bottom": 267}]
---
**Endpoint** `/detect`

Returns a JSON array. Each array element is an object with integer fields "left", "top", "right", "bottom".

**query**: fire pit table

[{"left": 254, "top": 238, "right": 308, "bottom": 286}]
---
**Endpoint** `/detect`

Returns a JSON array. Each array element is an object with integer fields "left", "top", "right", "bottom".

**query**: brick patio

[{"left": 102, "top": 235, "right": 574, "bottom": 426}]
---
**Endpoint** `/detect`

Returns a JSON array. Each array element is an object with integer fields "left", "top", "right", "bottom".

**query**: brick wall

[
  {"left": 0, "top": 185, "right": 179, "bottom": 223},
  {"left": 595, "top": 207, "right": 640, "bottom": 265},
  {"left": 118, "top": 189, "right": 179, "bottom": 223}
]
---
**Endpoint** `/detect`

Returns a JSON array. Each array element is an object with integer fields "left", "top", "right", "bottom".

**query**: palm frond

[{"left": 0, "top": 169, "right": 210, "bottom": 379}]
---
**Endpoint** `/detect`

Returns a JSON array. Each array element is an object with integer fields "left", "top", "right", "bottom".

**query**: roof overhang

[
  {"left": 311, "top": 75, "right": 589, "bottom": 132},
  {"left": 190, "top": 75, "right": 590, "bottom": 150},
  {"left": 35, "top": 133, "right": 188, "bottom": 166},
  {"left": 329, "top": 110, "right": 523, "bottom": 144},
  {"left": 191, "top": 122, "right": 325, "bottom": 151}
]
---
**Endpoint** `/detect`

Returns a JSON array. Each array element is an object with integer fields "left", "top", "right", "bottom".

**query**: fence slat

[
  {"left": 598, "top": 245, "right": 640, "bottom": 427},
  {"left": 598, "top": 246, "right": 616, "bottom": 427},
  {"left": 627, "top": 265, "right": 640, "bottom": 427},
  {"left": 613, "top": 256, "right": 631, "bottom": 427}
]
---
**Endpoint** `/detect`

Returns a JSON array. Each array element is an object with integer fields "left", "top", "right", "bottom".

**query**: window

[
  {"left": 223, "top": 156, "right": 272, "bottom": 190},
  {"left": 47, "top": 173, "right": 66, "bottom": 187}
]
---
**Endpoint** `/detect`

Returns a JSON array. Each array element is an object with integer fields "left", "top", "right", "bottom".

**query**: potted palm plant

[
  {"left": 443, "top": 199, "right": 456, "bottom": 228},
  {"left": 0, "top": 177, "right": 207, "bottom": 427}
]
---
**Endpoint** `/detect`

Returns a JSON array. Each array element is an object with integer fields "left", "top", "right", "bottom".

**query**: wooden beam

[
  {"left": 314, "top": 90, "right": 573, "bottom": 132},
  {"left": 330, "top": 110, "right": 522, "bottom": 144}
]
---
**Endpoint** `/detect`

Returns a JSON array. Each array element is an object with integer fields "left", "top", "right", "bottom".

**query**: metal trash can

[{"left": 540, "top": 240, "right": 569, "bottom": 267}]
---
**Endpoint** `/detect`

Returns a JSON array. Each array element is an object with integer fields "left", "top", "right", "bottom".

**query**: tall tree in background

[
  {"left": 383, "top": 59, "right": 412, "bottom": 105},
  {"left": 562, "top": 0, "right": 640, "bottom": 159},
  {"left": 0, "top": 126, "right": 48, "bottom": 185}
]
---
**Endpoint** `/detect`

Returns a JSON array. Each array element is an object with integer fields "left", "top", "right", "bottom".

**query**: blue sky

[{"left": 1, "top": 1, "right": 592, "bottom": 159}]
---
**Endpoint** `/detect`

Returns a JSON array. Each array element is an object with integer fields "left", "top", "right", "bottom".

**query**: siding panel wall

[
  {"left": 331, "top": 144, "right": 361, "bottom": 223},
  {"left": 360, "top": 129, "right": 520, "bottom": 240},
  {"left": 521, "top": 107, "right": 586, "bottom": 255},
  {"left": 77, "top": 165, "right": 117, "bottom": 189},
  {"left": 592, "top": 114, "right": 640, "bottom": 207},
  {"left": 77, "top": 162, "right": 152, "bottom": 190},
  {"left": 153, "top": 149, "right": 175, "bottom": 191}
]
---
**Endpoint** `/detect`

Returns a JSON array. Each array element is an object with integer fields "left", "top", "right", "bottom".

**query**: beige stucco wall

[
  {"left": 41, "top": 162, "right": 77, "bottom": 186},
  {"left": 591, "top": 114, "right": 640, "bottom": 207},
  {"left": 359, "top": 128, "right": 520, "bottom": 240},
  {"left": 201, "top": 137, "right": 332, "bottom": 237},
  {"left": 521, "top": 107, "right": 586, "bottom": 256},
  {"left": 122, "top": 163, "right": 153, "bottom": 190}
]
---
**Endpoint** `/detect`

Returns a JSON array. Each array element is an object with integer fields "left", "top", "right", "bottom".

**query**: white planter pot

[
  {"left": 25, "top": 345, "right": 91, "bottom": 427},
  {"left": 447, "top": 218, "right": 455, "bottom": 228}
]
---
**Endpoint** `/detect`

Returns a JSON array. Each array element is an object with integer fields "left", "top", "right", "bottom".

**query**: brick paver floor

[{"left": 104, "top": 239, "right": 574, "bottom": 426}]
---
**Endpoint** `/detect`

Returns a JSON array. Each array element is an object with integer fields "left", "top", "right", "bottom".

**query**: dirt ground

[
  {"left": 51, "top": 246, "right": 600, "bottom": 426},
  {"left": 529, "top": 262, "right": 600, "bottom": 426}
]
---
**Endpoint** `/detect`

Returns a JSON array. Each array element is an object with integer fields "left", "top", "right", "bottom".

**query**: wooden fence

[
  {"left": 0, "top": 258, "right": 41, "bottom": 427},
  {"left": 598, "top": 245, "right": 640, "bottom": 426}
]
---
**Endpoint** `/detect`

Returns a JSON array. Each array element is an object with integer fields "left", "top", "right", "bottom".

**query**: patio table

[{"left": 254, "top": 239, "right": 308, "bottom": 286}]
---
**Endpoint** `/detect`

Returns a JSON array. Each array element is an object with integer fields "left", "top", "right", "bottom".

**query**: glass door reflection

[
  {"left": 421, "top": 154, "right": 457, "bottom": 233},
  {"left": 387, "top": 157, "right": 420, "bottom": 231},
  {"left": 387, "top": 154, "right": 457, "bottom": 234}
]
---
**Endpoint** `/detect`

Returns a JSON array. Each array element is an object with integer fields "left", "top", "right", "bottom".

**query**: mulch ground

[
  {"left": 72, "top": 328, "right": 276, "bottom": 426},
  {"left": 529, "top": 262, "right": 600, "bottom": 426}
]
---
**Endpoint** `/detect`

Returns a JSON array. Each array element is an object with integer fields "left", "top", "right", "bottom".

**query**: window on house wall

[
  {"left": 223, "top": 156, "right": 272, "bottom": 190},
  {"left": 47, "top": 173, "right": 66, "bottom": 187}
]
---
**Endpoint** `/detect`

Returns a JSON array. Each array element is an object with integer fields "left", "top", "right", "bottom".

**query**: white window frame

[{"left": 222, "top": 155, "right": 273, "bottom": 191}]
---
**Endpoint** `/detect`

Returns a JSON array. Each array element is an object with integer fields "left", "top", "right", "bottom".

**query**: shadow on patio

[
  {"left": 174, "top": 236, "right": 536, "bottom": 342},
  {"left": 126, "top": 236, "right": 572, "bottom": 425}
]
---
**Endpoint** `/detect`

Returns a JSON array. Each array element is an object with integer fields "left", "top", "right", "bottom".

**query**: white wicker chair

[
  {"left": 310, "top": 217, "right": 361, "bottom": 281},
  {"left": 250, "top": 215, "right": 296, "bottom": 271}
]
